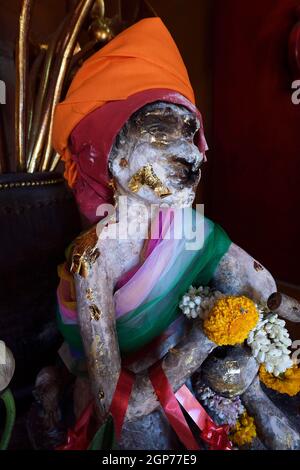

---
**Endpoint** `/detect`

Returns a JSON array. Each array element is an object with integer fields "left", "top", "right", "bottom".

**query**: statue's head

[
  {"left": 53, "top": 18, "right": 207, "bottom": 224},
  {"left": 109, "top": 101, "right": 204, "bottom": 208}
]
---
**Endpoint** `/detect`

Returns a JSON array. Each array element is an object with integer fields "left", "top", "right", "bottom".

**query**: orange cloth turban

[{"left": 52, "top": 17, "right": 198, "bottom": 186}]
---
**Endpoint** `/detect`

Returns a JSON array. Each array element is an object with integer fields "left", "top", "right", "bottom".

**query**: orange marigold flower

[
  {"left": 259, "top": 364, "right": 300, "bottom": 396},
  {"left": 203, "top": 296, "right": 259, "bottom": 345},
  {"left": 230, "top": 412, "right": 257, "bottom": 447}
]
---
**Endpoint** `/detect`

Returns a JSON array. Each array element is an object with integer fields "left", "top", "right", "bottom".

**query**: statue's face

[{"left": 109, "top": 102, "right": 204, "bottom": 207}]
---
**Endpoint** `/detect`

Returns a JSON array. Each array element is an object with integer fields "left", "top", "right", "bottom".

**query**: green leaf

[{"left": 88, "top": 415, "right": 118, "bottom": 450}]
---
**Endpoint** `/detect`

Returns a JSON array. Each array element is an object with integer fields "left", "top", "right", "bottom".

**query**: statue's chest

[{"left": 102, "top": 237, "right": 145, "bottom": 283}]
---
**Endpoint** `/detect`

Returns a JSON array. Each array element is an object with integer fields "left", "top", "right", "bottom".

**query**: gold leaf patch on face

[
  {"left": 119, "top": 158, "right": 128, "bottom": 168},
  {"left": 128, "top": 164, "right": 172, "bottom": 198}
]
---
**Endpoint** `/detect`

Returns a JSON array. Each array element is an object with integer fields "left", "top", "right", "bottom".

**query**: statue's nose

[{"left": 170, "top": 152, "right": 203, "bottom": 174}]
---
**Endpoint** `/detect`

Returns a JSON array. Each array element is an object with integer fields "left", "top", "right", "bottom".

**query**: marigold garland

[
  {"left": 259, "top": 364, "right": 300, "bottom": 396},
  {"left": 230, "top": 412, "right": 257, "bottom": 447},
  {"left": 203, "top": 296, "right": 259, "bottom": 345}
]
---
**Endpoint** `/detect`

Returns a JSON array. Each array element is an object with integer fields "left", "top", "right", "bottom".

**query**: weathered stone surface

[
  {"left": 126, "top": 322, "right": 216, "bottom": 421},
  {"left": 120, "top": 408, "right": 179, "bottom": 450},
  {"left": 212, "top": 243, "right": 276, "bottom": 304},
  {"left": 242, "top": 377, "right": 300, "bottom": 450},
  {"left": 201, "top": 345, "right": 259, "bottom": 398},
  {"left": 268, "top": 292, "right": 300, "bottom": 323}
]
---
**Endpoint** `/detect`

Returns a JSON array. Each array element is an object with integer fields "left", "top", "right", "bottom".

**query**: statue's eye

[
  {"left": 147, "top": 124, "right": 166, "bottom": 135},
  {"left": 143, "top": 125, "right": 169, "bottom": 143},
  {"left": 183, "top": 118, "right": 198, "bottom": 137}
]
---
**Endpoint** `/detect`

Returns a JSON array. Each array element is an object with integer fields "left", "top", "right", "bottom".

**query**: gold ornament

[
  {"left": 70, "top": 227, "right": 100, "bottom": 278},
  {"left": 86, "top": 288, "right": 95, "bottom": 301},
  {"left": 128, "top": 164, "right": 172, "bottom": 198},
  {"left": 89, "top": 304, "right": 102, "bottom": 321}
]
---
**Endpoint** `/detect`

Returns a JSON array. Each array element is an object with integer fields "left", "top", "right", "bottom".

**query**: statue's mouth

[{"left": 167, "top": 156, "right": 201, "bottom": 187}]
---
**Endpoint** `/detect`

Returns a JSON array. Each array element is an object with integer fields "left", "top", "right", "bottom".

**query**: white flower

[
  {"left": 247, "top": 312, "right": 293, "bottom": 375},
  {"left": 257, "top": 351, "right": 265, "bottom": 362},
  {"left": 178, "top": 285, "right": 224, "bottom": 320}
]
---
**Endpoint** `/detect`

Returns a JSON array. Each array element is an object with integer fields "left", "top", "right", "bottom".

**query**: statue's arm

[
  {"left": 72, "top": 229, "right": 121, "bottom": 423},
  {"left": 211, "top": 243, "right": 300, "bottom": 323},
  {"left": 211, "top": 242, "right": 277, "bottom": 303}
]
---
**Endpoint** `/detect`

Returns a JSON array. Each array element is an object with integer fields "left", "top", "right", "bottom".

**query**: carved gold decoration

[
  {"left": 27, "top": 23, "right": 65, "bottom": 169},
  {"left": 86, "top": 288, "right": 95, "bottom": 301},
  {"left": 15, "top": 0, "right": 33, "bottom": 171},
  {"left": 89, "top": 304, "right": 102, "bottom": 321},
  {"left": 10, "top": 0, "right": 124, "bottom": 174},
  {"left": 49, "top": 153, "right": 61, "bottom": 172},
  {"left": 70, "top": 227, "right": 100, "bottom": 278},
  {"left": 89, "top": 0, "right": 114, "bottom": 43},
  {"left": 29, "top": 0, "right": 95, "bottom": 172},
  {"left": 0, "top": 177, "right": 63, "bottom": 191},
  {"left": 27, "top": 50, "right": 46, "bottom": 150},
  {"left": 107, "top": 177, "right": 117, "bottom": 191},
  {"left": 128, "top": 164, "right": 172, "bottom": 198},
  {"left": 253, "top": 261, "right": 264, "bottom": 272},
  {"left": 92, "top": 0, "right": 105, "bottom": 19},
  {"left": 6, "top": 0, "right": 132, "bottom": 174},
  {"left": 119, "top": 158, "right": 128, "bottom": 168}
]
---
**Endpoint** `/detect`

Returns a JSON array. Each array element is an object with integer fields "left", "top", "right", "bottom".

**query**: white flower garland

[
  {"left": 247, "top": 312, "right": 293, "bottom": 376},
  {"left": 179, "top": 286, "right": 224, "bottom": 320}
]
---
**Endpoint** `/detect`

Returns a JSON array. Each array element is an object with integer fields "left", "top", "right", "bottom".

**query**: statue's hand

[
  {"left": 267, "top": 291, "right": 300, "bottom": 323},
  {"left": 70, "top": 226, "right": 100, "bottom": 278}
]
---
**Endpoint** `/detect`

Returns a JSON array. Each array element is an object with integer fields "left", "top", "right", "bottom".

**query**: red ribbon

[
  {"left": 201, "top": 421, "right": 232, "bottom": 450},
  {"left": 58, "top": 367, "right": 231, "bottom": 451},
  {"left": 175, "top": 385, "right": 232, "bottom": 451},
  {"left": 148, "top": 362, "right": 200, "bottom": 450},
  {"left": 109, "top": 368, "right": 135, "bottom": 440},
  {"left": 57, "top": 368, "right": 134, "bottom": 450},
  {"left": 56, "top": 401, "right": 95, "bottom": 450}
]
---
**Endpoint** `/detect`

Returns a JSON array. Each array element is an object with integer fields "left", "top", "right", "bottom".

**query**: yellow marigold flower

[
  {"left": 230, "top": 412, "right": 257, "bottom": 447},
  {"left": 203, "top": 296, "right": 259, "bottom": 345},
  {"left": 259, "top": 364, "right": 300, "bottom": 396}
]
